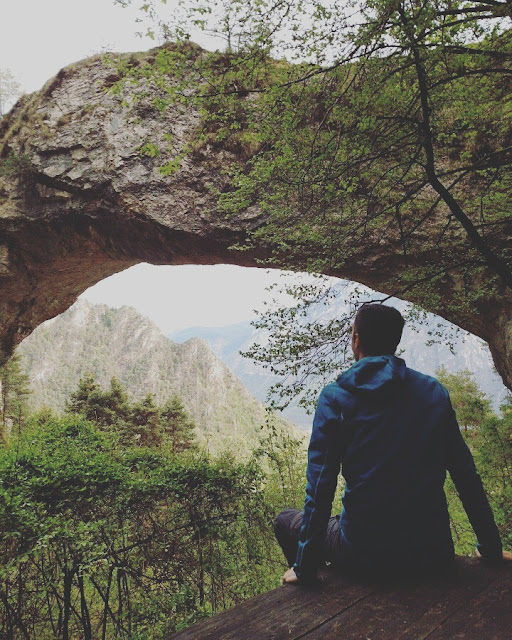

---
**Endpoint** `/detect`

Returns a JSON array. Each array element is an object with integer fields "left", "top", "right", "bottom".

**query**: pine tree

[
  {"left": 66, "top": 373, "right": 99, "bottom": 415},
  {"left": 106, "top": 377, "right": 130, "bottom": 417},
  {"left": 160, "top": 395, "right": 197, "bottom": 454},
  {"left": 0, "top": 354, "right": 31, "bottom": 441},
  {"left": 130, "top": 393, "right": 160, "bottom": 446}
]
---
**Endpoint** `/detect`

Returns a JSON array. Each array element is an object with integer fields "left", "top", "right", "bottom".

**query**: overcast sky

[
  {"left": 2, "top": 1, "right": 152, "bottom": 94},
  {"left": 83, "top": 264, "right": 296, "bottom": 334},
  {"left": 1, "top": 0, "right": 298, "bottom": 333}
]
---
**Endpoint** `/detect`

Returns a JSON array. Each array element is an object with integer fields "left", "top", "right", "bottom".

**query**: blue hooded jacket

[{"left": 293, "top": 355, "right": 502, "bottom": 581}]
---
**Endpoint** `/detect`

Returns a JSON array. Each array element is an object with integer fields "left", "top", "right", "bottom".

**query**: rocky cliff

[
  {"left": 1, "top": 43, "right": 511, "bottom": 392},
  {"left": 16, "top": 299, "right": 295, "bottom": 453}
]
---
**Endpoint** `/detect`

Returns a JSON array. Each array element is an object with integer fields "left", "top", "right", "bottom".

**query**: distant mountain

[
  {"left": 16, "top": 300, "right": 300, "bottom": 454},
  {"left": 171, "top": 289, "right": 509, "bottom": 428},
  {"left": 171, "top": 321, "right": 311, "bottom": 426},
  {"left": 171, "top": 322, "right": 273, "bottom": 398}
]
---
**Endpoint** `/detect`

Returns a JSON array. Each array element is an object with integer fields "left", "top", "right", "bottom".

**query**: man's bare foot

[
  {"left": 281, "top": 567, "right": 299, "bottom": 585},
  {"left": 475, "top": 548, "right": 512, "bottom": 562}
]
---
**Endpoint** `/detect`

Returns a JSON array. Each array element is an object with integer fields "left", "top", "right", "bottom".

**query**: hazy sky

[
  {"left": 1, "top": 0, "right": 297, "bottom": 333},
  {"left": 83, "top": 264, "right": 295, "bottom": 334},
  {"left": 2, "top": 1, "right": 152, "bottom": 94}
]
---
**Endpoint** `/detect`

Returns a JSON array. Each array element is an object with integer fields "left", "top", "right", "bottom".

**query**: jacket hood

[{"left": 337, "top": 355, "right": 406, "bottom": 395}]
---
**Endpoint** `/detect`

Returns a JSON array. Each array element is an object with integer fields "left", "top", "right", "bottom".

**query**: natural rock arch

[{"left": 1, "top": 46, "right": 511, "bottom": 391}]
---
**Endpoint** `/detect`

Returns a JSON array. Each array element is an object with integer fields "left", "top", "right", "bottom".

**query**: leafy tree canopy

[
  {"left": 442, "top": 376, "right": 512, "bottom": 553},
  {"left": 116, "top": 0, "right": 512, "bottom": 288},
  {"left": 436, "top": 366, "right": 493, "bottom": 430},
  {"left": 113, "top": 0, "right": 512, "bottom": 402}
]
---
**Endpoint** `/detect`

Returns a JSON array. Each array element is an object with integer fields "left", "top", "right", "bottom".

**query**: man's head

[{"left": 352, "top": 304, "right": 405, "bottom": 361}]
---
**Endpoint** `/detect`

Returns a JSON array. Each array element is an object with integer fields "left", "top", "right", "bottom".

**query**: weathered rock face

[
  {"left": 0, "top": 49, "right": 262, "bottom": 360},
  {"left": 1, "top": 45, "right": 511, "bottom": 391}
]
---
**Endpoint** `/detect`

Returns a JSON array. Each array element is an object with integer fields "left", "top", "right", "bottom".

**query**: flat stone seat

[{"left": 170, "top": 557, "right": 512, "bottom": 639}]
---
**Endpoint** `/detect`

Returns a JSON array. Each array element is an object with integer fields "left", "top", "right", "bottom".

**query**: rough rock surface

[{"left": 0, "top": 45, "right": 511, "bottom": 391}]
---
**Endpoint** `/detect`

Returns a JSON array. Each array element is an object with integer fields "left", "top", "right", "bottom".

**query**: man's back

[
  {"left": 332, "top": 355, "right": 455, "bottom": 572},
  {"left": 278, "top": 305, "right": 503, "bottom": 586}
]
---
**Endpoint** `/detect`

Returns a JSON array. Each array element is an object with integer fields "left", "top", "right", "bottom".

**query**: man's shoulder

[
  {"left": 321, "top": 363, "right": 451, "bottom": 407},
  {"left": 318, "top": 380, "right": 359, "bottom": 416},
  {"left": 321, "top": 380, "right": 353, "bottom": 401},
  {"left": 404, "top": 366, "right": 450, "bottom": 400}
]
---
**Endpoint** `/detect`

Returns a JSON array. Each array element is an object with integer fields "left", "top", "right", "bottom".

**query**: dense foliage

[
  {"left": 440, "top": 370, "right": 512, "bottom": 554},
  {"left": 0, "top": 364, "right": 510, "bottom": 638},
  {"left": 0, "top": 375, "right": 305, "bottom": 639}
]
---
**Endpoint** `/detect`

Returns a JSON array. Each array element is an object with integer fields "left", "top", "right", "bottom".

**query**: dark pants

[
  {"left": 275, "top": 508, "right": 456, "bottom": 581},
  {"left": 273, "top": 508, "right": 346, "bottom": 569}
]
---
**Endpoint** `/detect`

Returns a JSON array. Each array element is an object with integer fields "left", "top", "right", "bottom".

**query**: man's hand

[
  {"left": 475, "top": 548, "right": 512, "bottom": 562},
  {"left": 281, "top": 567, "right": 299, "bottom": 585}
]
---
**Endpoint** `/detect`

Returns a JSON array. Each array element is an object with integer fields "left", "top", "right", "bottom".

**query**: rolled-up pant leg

[{"left": 274, "top": 508, "right": 344, "bottom": 568}]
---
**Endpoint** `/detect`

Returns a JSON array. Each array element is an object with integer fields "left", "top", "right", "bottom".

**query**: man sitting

[{"left": 275, "top": 304, "right": 509, "bottom": 584}]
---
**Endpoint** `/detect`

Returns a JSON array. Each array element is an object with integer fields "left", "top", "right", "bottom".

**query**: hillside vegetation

[
  {"left": 0, "top": 323, "right": 511, "bottom": 638},
  {"left": 15, "top": 299, "right": 298, "bottom": 454}
]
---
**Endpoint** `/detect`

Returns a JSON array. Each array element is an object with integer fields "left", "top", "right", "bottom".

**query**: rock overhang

[{"left": 0, "top": 43, "right": 511, "bottom": 392}]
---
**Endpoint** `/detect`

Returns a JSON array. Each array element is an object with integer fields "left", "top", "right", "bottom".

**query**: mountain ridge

[{"left": 16, "top": 299, "right": 299, "bottom": 454}]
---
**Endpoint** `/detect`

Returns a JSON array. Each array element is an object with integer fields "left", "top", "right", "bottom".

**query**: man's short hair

[{"left": 354, "top": 304, "right": 405, "bottom": 356}]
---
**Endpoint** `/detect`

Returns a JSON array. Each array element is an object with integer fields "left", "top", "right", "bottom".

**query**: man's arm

[
  {"left": 444, "top": 399, "right": 503, "bottom": 563},
  {"left": 292, "top": 385, "right": 342, "bottom": 583}
]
